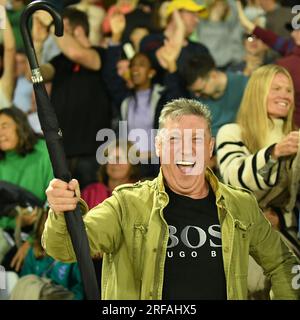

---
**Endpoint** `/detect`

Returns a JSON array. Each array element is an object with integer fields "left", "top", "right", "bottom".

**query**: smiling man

[{"left": 42, "top": 98, "right": 299, "bottom": 300}]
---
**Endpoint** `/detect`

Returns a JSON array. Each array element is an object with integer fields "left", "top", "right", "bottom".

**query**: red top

[{"left": 81, "top": 182, "right": 112, "bottom": 209}]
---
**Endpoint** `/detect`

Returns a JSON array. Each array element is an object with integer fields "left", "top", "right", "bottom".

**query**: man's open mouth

[{"left": 176, "top": 160, "right": 196, "bottom": 174}]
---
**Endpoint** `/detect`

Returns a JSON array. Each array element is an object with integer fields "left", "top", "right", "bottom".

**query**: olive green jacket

[{"left": 42, "top": 169, "right": 300, "bottom": 300}]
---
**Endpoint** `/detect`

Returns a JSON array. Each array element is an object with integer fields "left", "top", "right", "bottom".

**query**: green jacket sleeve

[
  {"left": 249, "top": 195, "right": 300, "bottom": 300},
  {"left": 42, "top": 194, "right": 123, "bottom": 263}
]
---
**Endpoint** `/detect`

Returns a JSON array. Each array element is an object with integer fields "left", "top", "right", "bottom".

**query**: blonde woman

[
  {"left": 216, "top": 64, "right": 300, "bottom": 256},
  {"left": 216, "top": 64, "right": 300, "bottom": 299}
]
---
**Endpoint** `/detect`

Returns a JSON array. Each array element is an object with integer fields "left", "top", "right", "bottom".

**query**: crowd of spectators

[{"left": 0, "top": 0, "right": 299, "bottom": 300}]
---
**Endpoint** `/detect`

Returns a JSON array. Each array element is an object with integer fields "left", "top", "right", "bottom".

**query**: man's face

[
  {"left": 179, "top": 10, "right": 200, "bottom": 37},
  {"left": 188, "top": 72, "right": 222, "bottom": 100},
  {"left": 156, "top": 114, "right": 214, "bottom": 196}
]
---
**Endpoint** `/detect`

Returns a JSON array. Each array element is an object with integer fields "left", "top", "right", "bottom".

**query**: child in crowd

[
  {"left": 82, "top": 140, "right": 141, "bottom": 209},
  {"left": 10, "top": 210, "right": 83, "bottom": 300}
]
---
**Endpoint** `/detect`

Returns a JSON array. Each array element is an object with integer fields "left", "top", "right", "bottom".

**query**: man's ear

[
  {"left": 209, "top": 137, "right": 215, "bottom": 158},
  {"left": 155, "top": 134, "right": 161, "bottom": 158}
]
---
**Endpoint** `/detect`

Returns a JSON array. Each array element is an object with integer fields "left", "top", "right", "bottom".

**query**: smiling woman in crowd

[
  {"left": 216, "top": 65, "right": 300, "bottom": 256},
  {"left": 0, "top": 107, "right": 53, "bottom": 272}
]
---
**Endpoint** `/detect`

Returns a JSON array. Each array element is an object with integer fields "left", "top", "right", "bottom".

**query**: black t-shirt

[
  {"left": 50, "top": 48, "right": 112, "bottom": 157},
  {"left": 162, "top": 186, "right": 227, "bottom": 300}
]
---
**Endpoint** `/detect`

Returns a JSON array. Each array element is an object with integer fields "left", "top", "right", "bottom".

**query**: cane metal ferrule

[{"left": 31, "top": 68, "right": 43, "bottom": 83}]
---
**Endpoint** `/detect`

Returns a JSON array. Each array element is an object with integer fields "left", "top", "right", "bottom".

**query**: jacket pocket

[
  {"left": 234, "top": 220, "right": 253, "bottom": 232},
  {"left": 234, "top": 219, "right": 253, "bottom": 243},
  {"left": 234, "top": 220, "right": 252, "bottom": 246}
]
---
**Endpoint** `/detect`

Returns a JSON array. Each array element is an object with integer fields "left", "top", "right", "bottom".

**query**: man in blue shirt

[
  {"left": 162, "top": 52, "right": 248, "bottom": 138},
  {"left": 181, "top": 54, "right": 248, "bottom": 137}
]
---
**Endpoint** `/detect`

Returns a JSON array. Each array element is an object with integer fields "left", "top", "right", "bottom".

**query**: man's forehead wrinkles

[{"left": 161, "top": 128, "right": 205, "bottom": 135}]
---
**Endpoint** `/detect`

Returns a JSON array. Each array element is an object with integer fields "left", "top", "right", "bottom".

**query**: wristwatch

[
  {"left": 258, "top": 145, "right": 277, "bottom": 177},
  {"left": 265, "top": 144, "right": 277, "bottom": 166}
]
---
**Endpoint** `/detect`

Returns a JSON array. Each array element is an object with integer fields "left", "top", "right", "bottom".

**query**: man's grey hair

[{"left": 158, "top": 98, "right": 212, "bottom": 132}]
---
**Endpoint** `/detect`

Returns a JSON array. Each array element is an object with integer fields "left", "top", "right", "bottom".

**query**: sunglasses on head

[{"left": 244, "top": 34, "right": 258, "bottom": 42}]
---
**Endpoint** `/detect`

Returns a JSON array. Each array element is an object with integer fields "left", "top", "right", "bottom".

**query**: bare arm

[
  {"left": 156, "top": 10, "right": 185, "bottom": 69},
  {"left": 236, "top": 0, "right": 255, "bottom": 33},
  {"left": 25, "top": 12, "right": 55, "bottom": 82},
  {"left": 1, "top": 6, "right": 16, "bottom": 102},
  {"left": 29, "top": 9, "right": 103, "bottom": 80},
  {"left": 54, "top": 29, "right": 101, "bottom": 71},
  {"left": 157, "top": 38, "right": 180, "bottom": 73},
  {"left": 236, "top": 1, "right": 291, "bottom": 56}
]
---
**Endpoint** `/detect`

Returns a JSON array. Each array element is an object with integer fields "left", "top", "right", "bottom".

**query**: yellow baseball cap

[{"left": 166, "top": 0, "right": 207, "bottom": 18}]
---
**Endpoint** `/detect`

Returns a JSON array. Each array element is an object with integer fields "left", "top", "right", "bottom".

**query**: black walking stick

[{"left": 20, "top": 1, "right": 100, "bottom": 300}]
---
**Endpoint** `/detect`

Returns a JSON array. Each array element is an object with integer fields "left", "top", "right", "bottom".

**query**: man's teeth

[{"left": 176, "top": 161, "right": 195, "bottom": 166}]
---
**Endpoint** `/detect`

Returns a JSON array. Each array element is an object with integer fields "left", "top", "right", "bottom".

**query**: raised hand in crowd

[
  {"left": 24, "top": 11, "right": 52, "bottom": 81},
  {"left": 109, "top": 11, "right": 126, "bottom": 44},
  {"left": 51, "top": 10, "right": 101, "bottom": 71},
  {"left": 272, "top": 131, "right": 300, "bottom": 159},
  {"left": 0, "top": 1, "right": 16, "bottom": 105},
  {"left": 167, "top": 9, "right": 186, "bottom": 47},
  {"left": 236, "top": 0, "right": 255, "bottom": 33},
  {"left": 157, "top": 38, "right": 181, "bottom": 73},
  {"left": 32, "top": 11, "right": 52, "bottom": 52},
  {"left": 156, "top": 9, "right": 185, "bottom": 70},
  {"left": 209, "top": 0, "right": 229, "bottom": 22},
  {"left": 0, "top": 0, "right": 6, "bottom": 8}
]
